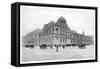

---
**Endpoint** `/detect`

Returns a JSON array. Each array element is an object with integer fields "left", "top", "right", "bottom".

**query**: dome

[{"left": 57, "top": 16, "right": 66, "bottom": 23}]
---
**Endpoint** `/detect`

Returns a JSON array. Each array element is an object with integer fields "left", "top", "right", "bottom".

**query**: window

[
  {"left": 47, "top": 30, "right": 48, "bottom": 35},
  {"left": 56, "top": 28, "right": 58, "bottom": 31},
  {"left": 60, "top": 38, "right": 62, "bottom": 43},
  {"left": 39, "top": 33, "right": 41, "bottom": 37},
  {"left": 45, "top": 30, "right": 46, "bottom": 35},
  {"left": 63, "top": 38, "right": 64, "bottom": 43},
  {"left": 63, "top": 29, "right": 64, "bottom": 35},
  {"left": 60, "top": 28, "right": 62, "bottom": 35},
  {"left": 56, "top": 37, "right": 58, "bottom": 40},
  {"left": 52, "top": 28, "right": 54, "bottom": 31}
]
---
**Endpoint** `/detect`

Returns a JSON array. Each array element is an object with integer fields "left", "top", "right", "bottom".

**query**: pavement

[{"left": 22, "top": 45, "right": 95, "bottom": 62}]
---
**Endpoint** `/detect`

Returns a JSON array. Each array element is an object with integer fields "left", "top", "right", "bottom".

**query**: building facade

[{"left": 24, "top": 16, "right": 93, "bottom": 46}]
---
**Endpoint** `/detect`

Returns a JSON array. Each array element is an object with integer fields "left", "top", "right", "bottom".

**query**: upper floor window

[
  {"left": 60, "top": 38, "right": 62, "bottom": 43},
  {"left": 56, "top": 37, "right": 58, "bottom": 40},
  {"left": 52, "top": 28, "right": 54, "bottom": 31},
  {"left": 56, "top": 28, "right": 58, "bottom": 31},
  {"left": 47, "top": 30, "right": 48, "bottom": 34},
  {"left": 63, "top": 38, "right": 64, "bottom": 43},
  {"left": 39, "top": 33, "right": 41, "bottom": 37}
]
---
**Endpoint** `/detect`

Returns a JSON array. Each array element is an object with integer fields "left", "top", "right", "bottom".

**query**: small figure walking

[{"left": 56, "top": 46, "right": 59, "bottom": 52}]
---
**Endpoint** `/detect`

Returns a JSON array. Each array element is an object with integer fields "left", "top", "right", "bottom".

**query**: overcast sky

[{"left": 20, "top": 5, "right": 95, "bottom": 36}]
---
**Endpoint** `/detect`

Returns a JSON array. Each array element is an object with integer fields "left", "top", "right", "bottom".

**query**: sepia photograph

[{"left": 20, "top": 4, "right": 96, "bottom": 64}]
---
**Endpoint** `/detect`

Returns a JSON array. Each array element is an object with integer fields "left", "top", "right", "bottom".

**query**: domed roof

[{"left": 57, "top": 16, "right": 66, "bottom": 23}]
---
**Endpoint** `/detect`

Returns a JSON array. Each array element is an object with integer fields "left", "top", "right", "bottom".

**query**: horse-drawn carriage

[
  {"left": 25, "top": 44, "right": 34, "bottom": 48},
  {"left": 78, "top": 44, "right": 86, "bottom": 49},
  {"left": 39, "top": 44, "right": 47, "bottom": 49}
]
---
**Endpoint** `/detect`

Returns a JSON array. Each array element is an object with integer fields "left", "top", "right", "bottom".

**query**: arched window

[
  {"left": 52, "top": 28, "right": 54, "bottom": 31},
  {"left": 56, "top": 28, "right": 58, "bottom": 31},
  {"left": 39, "top": 33, "right": 41, "bottom": 37}
]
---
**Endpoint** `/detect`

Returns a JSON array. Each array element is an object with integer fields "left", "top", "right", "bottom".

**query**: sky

[{"left": 20, "top": 5, "right": 95, "bottom": 36}]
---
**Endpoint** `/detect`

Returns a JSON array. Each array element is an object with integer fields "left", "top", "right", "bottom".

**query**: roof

[{"left": 57, "top": 16, "right": 67, "bottom": 23}]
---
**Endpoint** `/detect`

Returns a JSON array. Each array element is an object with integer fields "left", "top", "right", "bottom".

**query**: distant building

[{"left": 24, "top": 16, "right": 94, "bottom": 46}]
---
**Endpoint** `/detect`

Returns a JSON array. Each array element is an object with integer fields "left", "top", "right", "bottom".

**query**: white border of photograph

[{"left": 20, "top": 5, "right": 96, "bottom": 64}]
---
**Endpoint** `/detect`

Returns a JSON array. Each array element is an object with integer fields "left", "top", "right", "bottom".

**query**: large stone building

[{"left": 24, "top": 16, "right": 93, "bottom": 46}]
